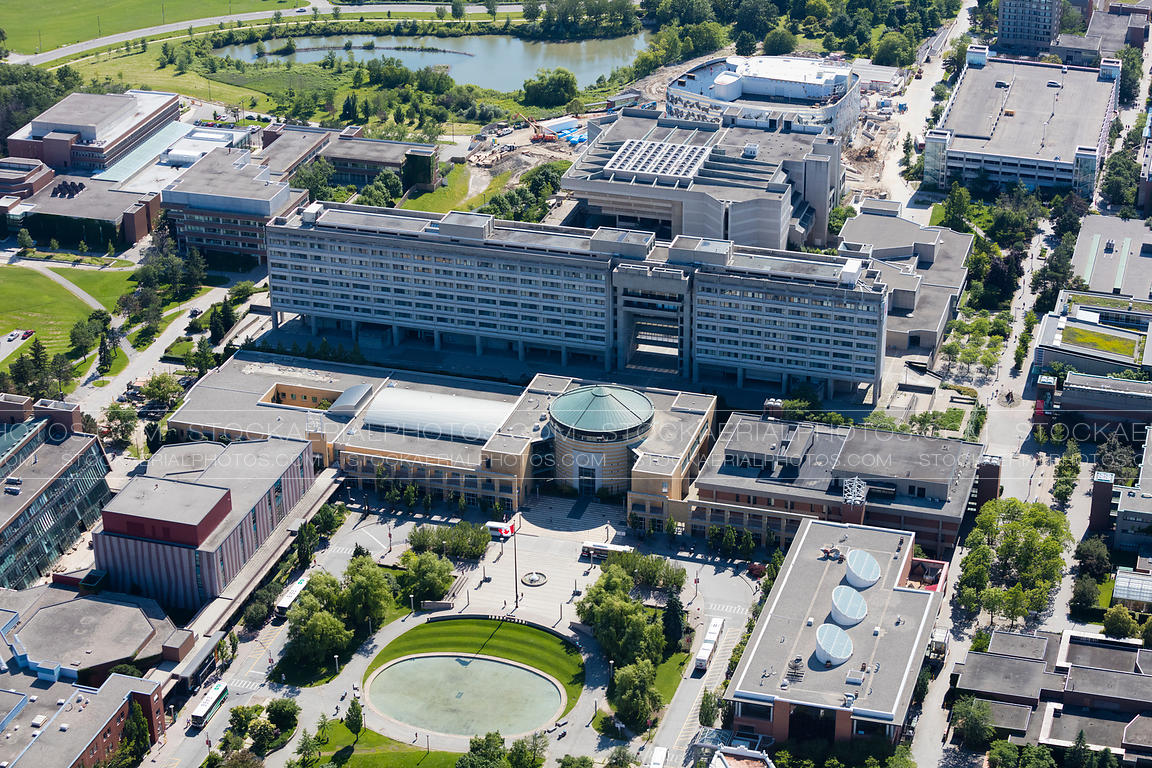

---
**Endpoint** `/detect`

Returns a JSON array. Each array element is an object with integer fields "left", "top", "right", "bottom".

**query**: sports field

[{"left": 4, "top": 0, "right": 303, "bottom": 54}]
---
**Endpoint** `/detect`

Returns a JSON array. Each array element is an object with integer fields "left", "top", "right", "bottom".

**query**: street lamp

[
  {"left": 608, "top": 660, "right": 615, "bottom": 697},
  {"left": 409, "top": 593, "right": 415, "bottom": 613},
  {"left": 333, "top": 654, "right": 339, "bottom": 674}
]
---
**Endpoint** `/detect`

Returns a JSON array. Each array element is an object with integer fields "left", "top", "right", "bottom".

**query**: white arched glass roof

[{"left": 363, "top": 386, "right": 515, "bottom": 444}]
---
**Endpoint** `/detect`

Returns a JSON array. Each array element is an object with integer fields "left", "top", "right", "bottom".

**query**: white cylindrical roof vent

[
  {"left": 831, "top": 585, "right": 868, "bottom": 626},
  {"left": 846, "top": 549, "right": 881, "bottom": 589},
  {"left": 815, "top": 624, "right": 854, "bottom": 666}
]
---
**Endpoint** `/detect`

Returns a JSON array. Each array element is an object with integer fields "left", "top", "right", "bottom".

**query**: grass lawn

[
  {"left": 653, "top": 650, "right": 690, "bottom": 706},
  {"left": 401, "top": 164, "right": 472, "bottom": 213},
  {"left": 462, "top": 170, "right": 512, "bottom": 210},
  {"left": 67, "top": 49, "right": 273, "bottom": 113},
  {"left": 4, "top": 0, "right": 303, "bottom": 53},
  {"left": 164, "top": 337, "right": 194, "bottom": 360},
  {"left": 1062, "top": 326, "right": 1138, "bottom": 358},
  {"left": 1098, "top": 576, "right": 1116, "bottom": 609},
  {"left": 365, "top": 618, "right": 585, "bottom": 715},
  {"left": 129, "top": 308, "right": 184, "bottom": 350},
  {"left": 48, "top": 268, "right": 135, "bottom": 312},
  {"left": 929, "top": 204, "right": 945, "bottom": 227},
  {"left": 315, "top": 722, "right": 458, "bottom": 768},
  {"left": 0, "top": 266, "right": 95, "bottom": 368}
]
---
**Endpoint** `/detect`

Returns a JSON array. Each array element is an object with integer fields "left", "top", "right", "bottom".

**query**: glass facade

[{"left": 0, "top": 422, "right": 112, "bottom": 589}]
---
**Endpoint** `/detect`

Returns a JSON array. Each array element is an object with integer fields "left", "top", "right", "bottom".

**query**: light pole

[
  {"left": 409, "top": 593, "right": 414, "bottom": 614},
  {"left": 333, "top": 654, "right": 339, "bottom": 674},
  {"left": 512, "top": 512, "right": 520, "bottom": 609},
  {"left": 608, "top": 660, "right": 614, "bottom": 697}
]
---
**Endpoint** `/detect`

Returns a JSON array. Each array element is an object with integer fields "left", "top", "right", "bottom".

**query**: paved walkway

[{"left": 19, "top": 261, "right": 104, "bottom": 311}]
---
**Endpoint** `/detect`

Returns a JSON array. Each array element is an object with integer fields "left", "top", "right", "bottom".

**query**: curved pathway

[
  {"left": 6, "top": 0, "right": 527, "bottom": 65},
  {"left": 20, "top": 262, "right": 104, "bottom": 311}
]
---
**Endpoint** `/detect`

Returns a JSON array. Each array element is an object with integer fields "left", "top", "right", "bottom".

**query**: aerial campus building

[
  {"left": 665, "top": 56, "right": 862, "bottom": 138},
  {"left": 0, "top": 395, "right": 112, "bottom": 590},
  {"left": 5, "top": 90, "right": 180, "bottom": 171},
  {"left": 562, "top": 108, "right": 843, "bottom": 250},
  {"left": 924, "top": 46, "right": 1119, "bottom": 198},
  {"left": 266, "top": 202, "right": 888, "bottom": 395},
  {"left": 997, "top": 0, "right": 1062, "bottom": 51},
  {"left": 93, "top": 438, "right": 315, "bottom": 610},
  {"left": 165, "top": 353, "right": 716, "bottom": 516},
  {"left": 725, "top": 519, "right": 946, "bottom": 744},
  {"left": 659, "top": 410, "right": 1001, "bottom": 556},
  {"left": 950, "top": 628, "right": 1152, "bottom": 759}
]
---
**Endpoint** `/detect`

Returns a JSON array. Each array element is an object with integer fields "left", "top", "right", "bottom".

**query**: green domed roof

[{"left": 548, "top": 385, "right": 654, "bottom": 436}]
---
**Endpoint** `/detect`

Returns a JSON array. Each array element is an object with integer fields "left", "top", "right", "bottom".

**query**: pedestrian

[
  {"left": 503, "top": 599, "right": 507, "bottom": 609},
  {"left": 415, "top": 731, "right": 419, "bottom": 743}
]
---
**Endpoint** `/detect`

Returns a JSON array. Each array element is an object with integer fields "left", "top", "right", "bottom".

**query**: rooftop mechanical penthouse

[{"left": 266, "top": 202, "right": 888, "bottom": 396}]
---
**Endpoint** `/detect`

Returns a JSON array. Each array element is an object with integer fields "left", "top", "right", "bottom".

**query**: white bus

[
  {"left": 274, "top": 575, "right": 309, "bottom": 618},
  {"left": 648, "top": 747, "right": 668, "bottom": 768},
  {"left": 694, "top": 641, "right": 716, "bottom": 671},
  {"left": 580, "top": 542, "right": 635, "bottom": 561},
  {"left": 486, "top": 521, "right": 515, "bottom": 540},
  {"left": 190, "top": 682, "right": 229, "bottom": 728},
  {"left": 695, "top": 618, "right": 726, "bottom": 671}
]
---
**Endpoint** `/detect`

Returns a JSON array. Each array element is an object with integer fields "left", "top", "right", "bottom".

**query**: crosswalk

[
  {"left": 705, "top": 602, "right": 749, "bottom": 617},
  {"left": 223, "top": 677, "right": 264, "bottom": 692}
]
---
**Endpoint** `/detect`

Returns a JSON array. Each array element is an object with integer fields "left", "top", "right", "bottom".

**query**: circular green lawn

[{"left": 365, "top": 619, "right": 585, "bottom": 716}]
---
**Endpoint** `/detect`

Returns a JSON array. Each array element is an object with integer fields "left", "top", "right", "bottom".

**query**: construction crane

[{"left": 517, "top": 111, "right": 556, "bottom": 143}]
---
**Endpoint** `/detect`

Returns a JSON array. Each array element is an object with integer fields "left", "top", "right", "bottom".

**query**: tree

[
  {"left": 458, "top": 731, "right": 506, "bottom": 768},
  {"left": 605, "top": 747, "right": 637, "bottom": 768},
  {"left": 142, "top": 372, "right": 183, "bottom": 408},
  {"left": 345, "top": 698, "right": 363, "bottom": 743},
  {"left": 522, "top": 69, "right": 578, "bottom": 108},
  {"left": 762, "top": 27, "right": 796, "bottom": 55},
  {"left": 315, "top": 712, "right": 331, "bottom": 742},
  {"left": 663, "top": 591, "right": 685, "bottom": 647},
  {"left": 181, "top": 247, "right": 206, "bottom": 295},
  {"left": 1066, "top": 732, "right": 1093, "bottom": 768},
  {"left": 103, "top": 403, "right": 139, "bottom": 443},
  {"left": 16, "top": 228, "right": 33, "bottom": 254},
  {"left": 1095, "top": 433, "right": 1138, "bottom": 486},
  {"left": 451, "top": 0, "right": 466, "bottom": 18},
  {"left": 123, "top": 700, "right": 150, "bottom": 760},
  {"left": 874, "top": 30, "right": 914, "bottom": 66},
  {"left": 266, "top": 698, "right": 300, "bottom": 731},
  {"left": 508, "top": 733, "right": 548, "bottom": 768},
  {"left": 1070, "top": 576, "right": 1100, "bottom": 613},
  {"left": 988, "top": 741, "right": 1019, "bottom": 768},
  {"left": 1117, "top": 44, "right": 1144, "bottom": 104},
  {"left": 228, "top": 280, "right": 257, "bottom": 303},
  {"left": 48, "top": 354, "right": 72, "bottom": 396},
  {"left": 1103, "top": 604, "right": 1139, "bottom": 638},
  {"left": 70, "top": 319, "right": 97, "bottom": 351},
  {"left": 522, "top": 0, "right": 541, "bottom": 20},
  {"left": 943, "top": 182, "right": 971, "bottom": 229},
  {"left": 296, "top": 521, "right": 319, "bottom": 570},
  {"left": 109, "top": 663, "right": 143, "bottom": 678},
  {"left": 186, "top": 336, "right": 217, "bottom": 378},
  {"left": 221, "top": 751, "right": 263, "bottom": 768},
  {"left": 614, "top": 659, "right": 662, "bottom": 729},
  {"left": 294, "top": 728, "right": 318, "bottom": 764},
  {"left": 734, "top": 30, "right": 757, "bottom": 55},
  {"left": 397, "top": 550, "right": 454, "bottom": 603},
  {"left": 484, "top": 0, "right": 498, "bottom": 17},
  {"left": 229, "top": 704, "right": 263, "bottom": 737},
  {"left": 952, "top": 696, "right": 994, "bottom": 748},
  {"left": 343, "top": 555, "right": 393, "bottom": 628},
  {"left": 558, "top": 758, "right": 595, "bottom": 768},
  {"left": 698, "top": 687, "right": 720, "bottom": 726},
  {"left": 1075, "top": 537, "right": 1112, "bottom": 580},
  {"left": 248, "top": 717, "right": 278, "bottom": 752}
]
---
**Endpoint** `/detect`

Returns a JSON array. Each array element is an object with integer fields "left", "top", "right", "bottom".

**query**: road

[{"left": 6, "top": 0, "right": 530, "bottom": 65}]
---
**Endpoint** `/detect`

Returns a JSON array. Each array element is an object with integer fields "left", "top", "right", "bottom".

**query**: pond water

[
  {"left": 213, "top": 32, "right": 650, "bottom": 90},
  {"left": 368, "top": 654, "right": 563, "bottom": 736}
]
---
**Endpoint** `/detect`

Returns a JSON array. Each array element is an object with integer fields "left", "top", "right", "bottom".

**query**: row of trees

[
  {"left": 454, "top": 730, "right": 550, "bottom": 768},
  {"left": 477, "top": 162, "right": 567, "bottom": 222},
  {"left": 408, "top": 521, "right": 491, "bottom": 560}
]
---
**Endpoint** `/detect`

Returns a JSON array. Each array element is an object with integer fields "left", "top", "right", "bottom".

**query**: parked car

[
  {"left": 189, "top": 308, "right": 202, "bottom": 318},
  {"left": 5, "top": 331, "right": 18, "bottom": 342},
  {"left": 20, "top": 329, "right": 33, "bottom": 339}
]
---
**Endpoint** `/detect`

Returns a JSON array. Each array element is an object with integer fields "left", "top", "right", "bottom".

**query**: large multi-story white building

[
  {"left": 924, "top": 46, "right": 1119, "bottom": 198},
  {"left": 666, "top": 56, "right": 862, "bottom": 137},
  {"left": 266, "top": 202, "right": 888, "bottom": 396},
  {"left": 562, "top": 110, "right": 843, "bottom": 249}
]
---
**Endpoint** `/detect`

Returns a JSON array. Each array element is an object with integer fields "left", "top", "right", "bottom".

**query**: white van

[{"left": 649, "top": 746, "right": 668, "bottom": 768}]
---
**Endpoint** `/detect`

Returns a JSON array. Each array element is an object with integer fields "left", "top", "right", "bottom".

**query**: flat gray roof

[
  {"left": 258, "top": 130, "right": 327, "bottom": 177},
  {"left": 1072, "top": 214, "right": 1152, "bottom": 298},
  {"left": 104, "top": 476, "right": 229, "bottom": 526},
  {"left": 939, "top": 59, "right": 1115, "bottom": 162},
  {"left": 320, "top": 136, "right": 433, "bottom": 165},
  {"left": 24, "top": 175, "right": 144, "bottom": 222},
  {"left": 954, "top": 653, "right": 1066, "bottom": 702},
  {"left": 163, "top": 148, "right": 285, "bottom": 200},
  {"left": 725, "top": 519, "right": 941, "bottom": 724},
  {"left": 695, "top": 413, "right": 983, "bottom": 521}
]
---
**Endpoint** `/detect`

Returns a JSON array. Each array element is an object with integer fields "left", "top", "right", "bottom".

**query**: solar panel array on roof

[{"left": 603, "top": 139, "right": 710, "bottom": 181}]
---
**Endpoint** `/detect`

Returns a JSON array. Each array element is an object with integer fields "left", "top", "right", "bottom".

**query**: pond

[
  {"left": 212, "top": 32, "right": 650, "bottom": 91},
  {"left": 367, "top": 654, "right": 564, "bottom": 736}
]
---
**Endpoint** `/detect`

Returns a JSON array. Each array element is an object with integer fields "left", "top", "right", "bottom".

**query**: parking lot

[{"left": 0, "top": 328, "right": 32, "bottom": 362}]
